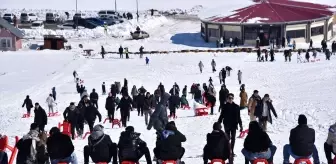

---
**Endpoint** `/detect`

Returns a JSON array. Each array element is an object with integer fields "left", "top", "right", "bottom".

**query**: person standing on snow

[
  {"left": 221, "top": 68, "right": 227, "bottom": 85},
  {"left": 229, "top": 37, "right": 233, "bottom": 47},
  {"left": 217, "top": 93, "right": 243, "bottom": 156},
  {"left": 254, "top": 94, "right": 277, "bottom": 131},
  {"left": 46, "top": 94, "right": 56, "bottom": 113},
  {"left": 22, "top": 95, "right": 33, "bottom": 114},
  {"left": 102, "top": 82, "right": 106, "bottom": 95},
  {"left": 90, "top": 89, "right": 99, "bottom": 109},
  {"left": 182, "top": 85, "right": 187, "bottom": 97},
  {"left": 116, "top": 94, "right": 133, "bottom": 127},
  {"left": 332, "top": 41, "right": 336, "bottom": 55},
  {"left": 63, "top": 102, "right": 79, "bottom": 140},
  {"left": 239, "top": 86, "right": 248, "bottom": 110},
  {"left": 105, "top": 93, "right": 117, "bottom": 122},
  {"left": 219, "top": 85, "right": 229, "bottom": 112},
  {"left": 131, "top": 85, "right": 139, "bottom": 109},
  {"left": 211, "top": 59, "right": 216, "bottom": 73},
  {"left": 225, "top": 66, "right": 232, "bottom": 76},
  {"left": 139, "top": 46, "right": 144, "bottom": 58},
  {"left": 124, "top": 47, "right": 129, "bottom": 59},
  {"left": 119, "top": 46, "right": 124, "bottom": 58},
  {"left": 238, "top": 70, "right": 242, "bottom": 85},
  {"left": 199, "top": 61, "right": 204, "bottom": 73},
  {"left": 101, "top": 46, "right": 106, "bottom": 59},
  {"left": 209, "top": 77, "right": 213, "bottom": 86},
  {"left": 104, "top": 24, "right": 108, "bottom": 35},
  {"left": 248, "top": 90, "right": 261, "bottom": 122},
  {"left": 84, "top": 99, "right": 102, "bottom": 132},
  {"left": 73, "top": 70, "right": 78, "bottom": 81},
  {"left": 145, "top": 57, "right": 149, "bottom": 65},
  {"left": 52, "top": 87, "right": 56, "bottom": 101},
  {"left": 137, "top": 91, "right": 146, "bottom": 116},
  {"left": 219, "top": 69, "right": 223, "bottom": 84},
  {"left": 34, "top": 103, "right": 48, "bottom": 132},
  {"left": 143, "top": 92, "right": 153, "bottom": 125}
]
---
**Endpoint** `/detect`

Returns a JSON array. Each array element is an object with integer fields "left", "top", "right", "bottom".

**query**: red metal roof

[{"left": 210, "top": 0, "right": 334, "bottom": 23}]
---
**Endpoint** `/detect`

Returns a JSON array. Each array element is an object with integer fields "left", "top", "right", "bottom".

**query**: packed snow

[{"left": 246, "top": 17, "right": 269, "bottom": 23}]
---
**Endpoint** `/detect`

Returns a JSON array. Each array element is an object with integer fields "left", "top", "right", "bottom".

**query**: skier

[
  {"left": 22, "top": 95, "right": 33, "bottom": 114},
  {"left": 47, "top": 127, "right": 78, "bottom": 164},
  {"left": 254, "top": 94, "right": 277, "bottom": 131},
  {"left": 83, "top": 98, "right": 102, "bottom": 132},
  {"left": 63, "top": 102, "right": 79, "bottom": 139},
  {"left": 217, "top": 93, "right": 243, "bottom": 156},
  {"left": 203, "top": 122, "right": 232, "bottom": 164},
  {"left": 105, "top": 93, "right": 117, "bottom": 122},
  {"left": 225, "top": 66, "right": 232, "bottom": 76},
  {"left": 118, "top": 126, "right": 152, "bottom": 164},
  {"left": 83, "top": 125, "right": 118, "bottom": 164},
  {"left": 312, "top": 49, "right": 317, "bottom": 59},
  {"left": 34, "top": 103, "right": 48, "bottom": 132},
  {"left": 199, "top": 61, "right": 204, "bottom": 73},
  {"left": 101, "top": 46, "right": 106, "bottom": 59},
  {"left": 139, "top": 46, "right": 144, "bottom": 58},
  {"left": 145, "top": 57, "right": 149, "bottom": 65},
  {"left": 90, "top": 89, "right": 99, "bottom": 109},
  {"left": 46, "top": 94, "right": 56, "bottom": 113},
  {"left": 248, "top": 90, "right": 261, "bottom": 121},
  {"left": 238, "top": 70, "right": 242, "bottom": 85},
  {"left": 211, "top": 59, "right": 216, "bottom": 73},
  {"left": 194, "top": 85, "right": 202, "bottom": 104},
  {"left": 52, "top": 87, "right": 56, "bottom": 101},
  {"left": 73, "top": 70, "right": 78, "bottom": 80},
  {"left": 102, "top": 82, "right": 106, "bottom": 95},
  {"left": 119, "top": 46, "right": 123, "bottom": 58},
  {"left": 116, "top": 94, "right": 133, "bottom": 127}
]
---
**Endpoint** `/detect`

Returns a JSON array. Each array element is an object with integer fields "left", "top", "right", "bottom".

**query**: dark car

[{"left": 85, "top": 18, "right": 105, "bottom": 26}]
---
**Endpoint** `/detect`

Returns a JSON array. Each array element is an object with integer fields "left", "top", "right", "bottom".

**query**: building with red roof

[{"left": 201, "top": 0, "right": 334, "bottom": 46}]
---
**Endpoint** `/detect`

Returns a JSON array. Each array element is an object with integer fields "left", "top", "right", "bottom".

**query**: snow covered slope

[{"left": 1, "top": 50, "right": 336, "bottom": 163}]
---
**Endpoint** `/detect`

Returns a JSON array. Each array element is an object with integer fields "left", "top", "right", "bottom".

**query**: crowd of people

[{"left": 1, "top": 60, "right": 336, "bottom": 164}]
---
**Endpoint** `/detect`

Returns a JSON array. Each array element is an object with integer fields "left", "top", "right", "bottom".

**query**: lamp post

[
  {"left": 75, "top": 0, "right": 78, "bottom": 30},
  {"left": 136, "top": 0, "right": 139, "bottom": 22},
  {"left": 115, "top": 0, "right": 117, "bottom": 11}
]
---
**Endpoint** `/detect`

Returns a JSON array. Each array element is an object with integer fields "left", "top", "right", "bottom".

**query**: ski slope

[{"left": 1, "top": 50, "right": 336, "bottom": 163}]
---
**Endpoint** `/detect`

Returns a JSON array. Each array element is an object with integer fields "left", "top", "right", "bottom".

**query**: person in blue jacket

[{"left": 145, "top": 57, "right": 149, "bottom": 65}]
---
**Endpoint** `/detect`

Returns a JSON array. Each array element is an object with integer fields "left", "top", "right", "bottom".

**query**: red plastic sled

[
  {"left": 0, "top": 135, "right": 19, "bottom": 164},
  {"left": 293, "top": 158, "right": 312, "bottom": 164},
  {"left": 209, "top": 159, "right": 225, "bottom": 164},
  {"left": 195, "top": 108, "right": 208, "bottom": 116},
  {"left": 253, "top": 159, "right": 268, "bottom": 164},
  {"left": 48, "top": 112, "right": 60, "bottom": 117}
]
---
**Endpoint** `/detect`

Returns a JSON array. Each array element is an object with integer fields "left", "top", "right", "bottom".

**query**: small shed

[
  {"left": 0, "top": 17, "right": 24, "bottom": 51},
  {"left": 43, "top": 35, "right": 67, "bottom": 50}
]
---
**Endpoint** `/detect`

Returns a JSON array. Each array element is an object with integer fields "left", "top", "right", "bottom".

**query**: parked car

[
  {"left": 73, "top": 13, "right": 87, "bottom": 20},
  {"left": 3, "top": 13, "right": 15, "bottom": 23},
  {"left": 98, "top": 10, "right": 121, "bottom": 18},
  {"left": 31, "top": 21, "right": 44, "bottom": 29},
  {"left": 75, "top": 18, "right": 98, "bottom": 29},
  {"left": 46, "top": 13, "right": 63, "bottom": 23},
  {"left": 57, "top": 23, "right": 85, "bottom": 30},
  {"left": 20, "top": 13, "right": 38, "bottom": 23},
  {"left": 85, "top": 18, "right": 105, "bottom": 26},
  {"left": 130, "top": 30, "right": 150, "bottom": 39}
]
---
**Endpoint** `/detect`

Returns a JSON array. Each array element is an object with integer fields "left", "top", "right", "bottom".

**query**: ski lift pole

[{"left": 115, "top": 0, "right": 117, "bottom": 12}]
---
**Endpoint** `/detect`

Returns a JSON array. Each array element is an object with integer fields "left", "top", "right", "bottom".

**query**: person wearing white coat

[{"left": 46, "top": 94, "right": 55, "bottom": 113}]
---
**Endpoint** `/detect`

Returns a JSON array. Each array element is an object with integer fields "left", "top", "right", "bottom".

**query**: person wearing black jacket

[
  {"left": 124, "top": 78, "right": 128, "bottom": 88},
  {"left": 194, "top": 86, "right": 202, "bottom": 103},
  {"left": 63, "top": 102, "right": 79, "bottom": 139},
  {"left": 242, "top": 121, "right": 277, "bottom": 164},
  {"left": 47, "top": 127, "right": 78, "bottom": 164},
  {"left": 219, "top": 85, "right": 229, "bottom": 112},
  {"left": 168, "top": 94, "right": 180, "bottom": 118},
  {"left": 218, "top": 93, "right": 243, "bottom": 155},
  {"left": 84, "top": 100, "right": 102, "bottom": 132},
  {"left": 118, "top": 126, "right": 152, "bottom": 164},
  {"left": 22, "top": 95, "right": 33, "bottom": 114},
  {"left": 102, "top": 82, "right": 106, "bottom": 95},
  {"left": 182, "top": 85, "right": 187, "bottom": 97},
  {"left": 105, "top": 93, "right": 116, "bottom": 122},
  {"left": 111, "top": 84, "right": 117, "bottom": 97},
  {"left": 138, "top": 86, "right": 147, "bottom": 94},
  {"left": 221, "top": 68, "right": 227, "bottom": 84},
  {"left": 90, "top": 89, "right": 99, "bottom": 109},
  {"left": 283, "top": 115, "right": 320, "bottom": 164},
  {"left": 119, "top": 46, "right": 124, "bottom": 58},
  {"left": 137, "top": 92, "right": 145, "bottom": 116},
  {"left": 117, "top": 94, "right": 133, "bottom": 127},
  {"left": 16, "top": 123, "right": 41, "bottom": 164},
  {"left": 254, "top": 94, "right": 278, "bottom": 131},
  {"left": 121, "top": 86, "right": 129, "bottom": 97},
  {"left": 143, "top": 93, "right": 153, "bottom": 125},
  {"left": 154, "top": 121, "right": 186, "bottom": 162},
  {"left": 34, "top": 103, "right": 48, "bottom": 132},
  {"left": 203, "top": 122, "right": 232, "bottom": 164},
  {"left": 84, "top": 125, "right": 117, "bottom": 164}
]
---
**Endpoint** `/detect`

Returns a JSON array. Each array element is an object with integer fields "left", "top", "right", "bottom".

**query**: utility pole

[
  {"left": 136, "top": 0, "right": 139, "bottom": 22},
  {"left": 115, "top": 0, "right": 117, "bottom": 11},
  {"left": 76, "top": 0, "right": 78, "bottom": 30}
]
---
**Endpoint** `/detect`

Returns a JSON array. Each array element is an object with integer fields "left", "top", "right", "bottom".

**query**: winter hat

[
  {"left": 49, "top": 127, "right": 60, "bottom": 136},
  {"left": 298, "top": 114, "right": 307, "bottom": 125},
  {"left": 70, "top": 102, "right": 75, "bottom": 106},
  {"left": 213, "top": 122, "right": 222, "bottom": 130},
  {"left": 93, "top": 124, "right": 104, "bottom": 132},
  {"left": 35, "top": 102, "right": 39, "bottom": 106},
  {"left": 253, "top": 90, "right": 259, "bottom": 94},
  {"left": 126, "top": 126, "right": 134, "bottom": 132},
  {"left": 165, "top": 121, "right": 177, "bottom": 131},
  {"left": 30, "top": 123, "right": 39, "bottom": 130}
]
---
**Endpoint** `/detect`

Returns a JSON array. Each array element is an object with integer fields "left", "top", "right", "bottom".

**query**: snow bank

[
  {"left": 246, "top": 17, "right": 269, "bottom": 23},
  {"left": 21, "top": 16, "right": 168, "bottom": 39}
]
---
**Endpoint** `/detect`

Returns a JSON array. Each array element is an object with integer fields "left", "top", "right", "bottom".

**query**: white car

[
  {"left": 46, "top": 13, "right": 64, "bottom": 23},
  {"left": 3, "top": 13, "right": 15, "bottom": 23},
  {"left": 20, "top": 13, "right": 38, "bottom": 23},
  {"left": 31, "top": 21, "right": 44, "bottom": 29},
  {"left": 57, "top": 23, "right": 85, "bottom": 30},
  {"left": 98, "top": 10, "right": 120, "bottom": 18}
]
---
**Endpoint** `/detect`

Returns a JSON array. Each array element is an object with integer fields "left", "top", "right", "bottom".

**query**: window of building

[
  {"left": 311, "top": 26, "right": 324, "bottom": 36},
  {"left": 201, "top": 25, "right": 205, "bottom": 34},
  {"left": 0, "top": 38, "right": 11, "bottom": 48},
  {"left": 287, "top": 29, "right": 305, "bottom": 38},
  {"left": 208, "top": 28, "right": 219, "bottom": 37},
  {"left": 244, "top": 26, "right": 258, "bottom": 40}
]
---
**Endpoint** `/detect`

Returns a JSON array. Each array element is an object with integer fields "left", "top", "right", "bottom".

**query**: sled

[
  {"left": 121, "top": 161, "right": 139, "bottom": 164},
  {"left": 181, "top": 105, "right": 191, "bottom": 110},
  {"left": 293, "top": 158, "right": 312, "bottom": 164},
  {"left": 0, "top": 135, "right": 19, "bottom": 164},
  {"left": 253, "top": 159, "right": 268, "bottom": 164},
  {"left": 58, "top": 121, "right": 77, "bottom": 139},
  {"left": 95, "top": 163, "right": 108, "bottom": 164},
  {"left": 82, "top": 131, "right": 91, "bottom": 139},
  {"left": 195, "top": 108, "right": 208, "bottom": 116},
  {"left": 162, "top": 160, "right": 178, "bottom": 164},
  {"left": 22, "top": 113, "right": 31, "bottom": 118},
  {"left": 48, "top": 112, "right": 60, "bottom": 117},
  {"left": 238, "top": 129, "right": 249, "bottom": 138},
  {"left": 209, "top": 159, "right": 225, "bottom": 164}
]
